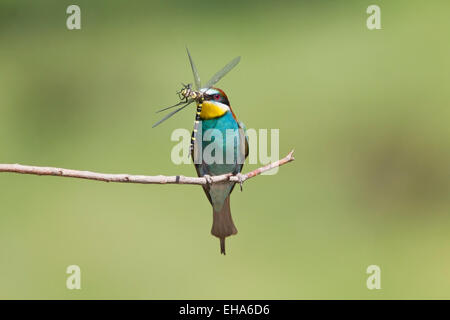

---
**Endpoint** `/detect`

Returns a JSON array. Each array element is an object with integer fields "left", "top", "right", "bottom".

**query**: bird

[
  {"left": 191, "top": 87, "right": 248, "bottom": 254},
  {"left": 153, "top": 48, "right": 247, "bottom": 254}
]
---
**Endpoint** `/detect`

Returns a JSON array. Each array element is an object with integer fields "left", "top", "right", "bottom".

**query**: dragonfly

[{"left": 152, "top": 48, "right": 241, "bottom": 129}]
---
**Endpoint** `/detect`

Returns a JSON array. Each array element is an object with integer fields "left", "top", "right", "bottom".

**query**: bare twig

[{"left": 0, "top": 150, "right": 294, "bottom": 186}]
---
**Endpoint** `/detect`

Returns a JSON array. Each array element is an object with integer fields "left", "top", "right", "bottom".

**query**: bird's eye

[{"left": 214, "top": 94, "right": 220, "bottom": 100}]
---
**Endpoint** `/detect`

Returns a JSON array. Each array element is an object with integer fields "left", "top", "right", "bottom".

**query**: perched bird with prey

[{"left": 153, "top": 48, "right": 248, "bottom": 254}]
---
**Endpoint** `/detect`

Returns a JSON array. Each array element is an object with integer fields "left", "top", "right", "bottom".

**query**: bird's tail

[{"left": 211, "top": 196, "right": 237, "bottom": 255}]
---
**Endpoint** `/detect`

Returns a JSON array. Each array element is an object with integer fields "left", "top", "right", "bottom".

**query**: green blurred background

[{"left": 0, "top": 0, "right": 449, "bottom": 299}]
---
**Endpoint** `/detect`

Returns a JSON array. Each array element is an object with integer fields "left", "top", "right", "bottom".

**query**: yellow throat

[{"left": 199, "top": 101, "right": 228, "bottom": 120}]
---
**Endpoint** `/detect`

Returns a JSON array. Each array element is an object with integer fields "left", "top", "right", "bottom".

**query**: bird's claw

[
  {"left": 236, "top": 173, "right": 245, "bottom": 192},
  {"left": 203, "top": 174, "right": 213, "bottom": 185}
]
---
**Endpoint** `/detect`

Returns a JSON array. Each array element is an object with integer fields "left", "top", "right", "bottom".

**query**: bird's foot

[
  {"left": 236, "top": 173, "right": 245, "bottom": 192},
  {"left": 203, "top": 174, "right": 213, "bottom": 186}
]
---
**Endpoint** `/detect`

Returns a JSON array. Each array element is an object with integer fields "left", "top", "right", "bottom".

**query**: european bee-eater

[
  {"left": 191, "top": 87, "right": 248, "bottom": 254},
  {"left": 153, "top": 48, "right": 247, "bottom": 254}
]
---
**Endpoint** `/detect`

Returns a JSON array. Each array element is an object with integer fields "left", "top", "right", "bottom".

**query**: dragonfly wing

[
  {"left": 186, "top": 47, "right": 201, "bottom": 90},
  {"left": 152, "top": 100, "right": 194, "bottom": 128},
  {"left": 155, "top": 99, "right": 191, "bottom": 113},
  {"left": 204, "top": 56, "right": 241, "bottom": 89}
]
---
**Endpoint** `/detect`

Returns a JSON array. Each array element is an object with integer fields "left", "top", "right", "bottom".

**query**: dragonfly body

[{"left": 179, "top": 84, "right": 203, "bottom": 102}]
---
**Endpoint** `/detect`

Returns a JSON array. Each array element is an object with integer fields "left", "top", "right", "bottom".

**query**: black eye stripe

[
  {"left": 206, "top": 94, "right": 220, "bottom": 100},
  {"left": 205, "top": 91, "right": 230, "bottom": 106}
]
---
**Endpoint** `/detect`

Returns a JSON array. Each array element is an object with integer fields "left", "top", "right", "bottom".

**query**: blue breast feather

[
  {"left": 198, "top": 111, "right": 244, "bottom": 176},
  {"left": 195, "top": 111, "right": 246, "bottom": 211}
]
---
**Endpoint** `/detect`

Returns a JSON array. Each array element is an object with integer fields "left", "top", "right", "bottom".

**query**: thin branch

[{"left": 0, "top": 150, "right": 295, "bottom": 186}]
